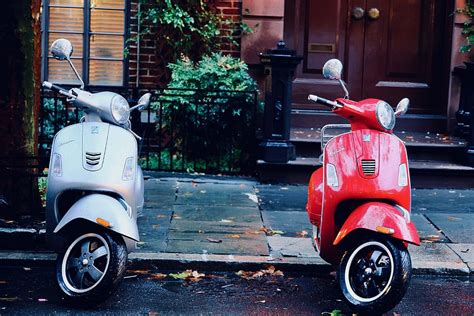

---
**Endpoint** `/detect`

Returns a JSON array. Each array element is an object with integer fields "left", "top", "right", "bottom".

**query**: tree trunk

[{"left": 0, "top": 0, "right": 42, "bottom": 217}]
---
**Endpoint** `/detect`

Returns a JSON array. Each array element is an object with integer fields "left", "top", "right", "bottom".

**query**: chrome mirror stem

[
  {"left": 67, "top": 58, "right": 84, "bottom": 89},
  {"left": 339, "top": 79, "right": 349, "bottom": 99}
]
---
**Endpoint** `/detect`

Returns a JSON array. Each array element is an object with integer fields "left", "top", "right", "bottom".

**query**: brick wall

[
  {"left": 214, "top": 0, "right": 243, "bottom": 57},
  {"left": 127, "top": 0, "right": 244, "bottom": 90},
  {"left": 128, "top": 1, "right": 162, "bottom": 90}
]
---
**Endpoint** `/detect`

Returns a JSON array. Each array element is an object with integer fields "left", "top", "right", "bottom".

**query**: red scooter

[{"left": 306, "top": 59, "right": 420, "bottom": 314}]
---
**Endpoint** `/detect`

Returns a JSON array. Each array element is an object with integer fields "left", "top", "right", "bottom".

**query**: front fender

[
  {"left": 54, "top": 194, "right": 139, "bottom": 241},
  {"left": 333, "top": 202, "right": 420, "bottom": 246}
]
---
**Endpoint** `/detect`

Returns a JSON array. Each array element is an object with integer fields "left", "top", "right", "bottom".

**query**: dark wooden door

[{"left": 285, "top": 0, "right": 451, "bottom": 115}]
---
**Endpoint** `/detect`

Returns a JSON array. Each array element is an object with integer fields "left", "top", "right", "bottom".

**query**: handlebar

[
  {"left": 308, "top": 94, "right": 342, "bottom": 108},
  {"left": 42, "top": 81, "right": 75, "bottom": 98}
]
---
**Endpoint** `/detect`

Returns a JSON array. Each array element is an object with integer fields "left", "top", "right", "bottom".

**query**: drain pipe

[{"left": 135, "top": 1, "right": 141, "bottom": 89}]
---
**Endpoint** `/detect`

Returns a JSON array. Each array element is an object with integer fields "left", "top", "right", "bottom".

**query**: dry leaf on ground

[
  {"left": 148, "top": 273, "right": 167, "bottom": 280},
  {"left": 169, "top": 270, "right": 205, "bottom": 282},
  {"left": 296, "top": 230, "right": 308, "bottom": 238},
  {"left": 236, "top": 265, "right": 284, "bottom": 279}
]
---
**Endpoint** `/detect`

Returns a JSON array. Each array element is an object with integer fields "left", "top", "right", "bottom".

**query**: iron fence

[
  {"left": 36, "top": 87, "right": 259, "bottom": 174},
  {"left": 0, "top": 87, "right": 258, "bottom": 215}
]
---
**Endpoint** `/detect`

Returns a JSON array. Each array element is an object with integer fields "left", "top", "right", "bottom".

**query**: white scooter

[{"left": 44, "top": 39, "right": 149, "bottom": 304}]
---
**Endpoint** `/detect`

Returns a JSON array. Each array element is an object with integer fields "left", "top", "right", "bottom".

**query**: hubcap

[
  {"left": 344, "top": 241, "right": 394, "bottom": 303},
  {"left": 61, "top": 233, "right": 110, "bottom": 294}
]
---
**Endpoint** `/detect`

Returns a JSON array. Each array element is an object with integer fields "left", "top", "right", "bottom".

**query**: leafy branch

[{"left": 457, "top": 0, "right": 474, "bottom": 53}]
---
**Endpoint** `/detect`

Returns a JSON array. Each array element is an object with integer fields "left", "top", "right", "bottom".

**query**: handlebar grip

[
  {"left": 308, "top": 94, "right": 340, "bottom": 108},
  {"left": 42, "top": 81, "right": 66, "bottom": 93}
]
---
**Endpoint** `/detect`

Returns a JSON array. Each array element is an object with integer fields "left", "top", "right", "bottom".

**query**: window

[{"left": 42, "top": 0, "right": 128, "bottom": 87}]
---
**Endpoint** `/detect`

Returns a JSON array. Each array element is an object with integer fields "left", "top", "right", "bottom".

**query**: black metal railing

[
  {"left": 138, "top": 88, "right": 258, "bottom": 174},
  {"left": 37, "top": 87, "right": 258, "bottom": 173},
  {"left": 0, "top": 87, "right": 258, "bottom": 216}
]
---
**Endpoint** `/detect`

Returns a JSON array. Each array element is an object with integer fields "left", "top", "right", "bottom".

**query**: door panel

[
  {"left": 285, "top": 0, "right": 450, "bottom": 116},
  {"left": 288, "top": 0, "right": 360, "bottom": 108},
  {"left": 363, "top": 0, "right": 446, "bottom": 113}
]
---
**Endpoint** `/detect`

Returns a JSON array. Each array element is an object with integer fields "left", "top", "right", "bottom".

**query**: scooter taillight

[{"left": 52, "top": 153, "right": 62, "bottom": 177}]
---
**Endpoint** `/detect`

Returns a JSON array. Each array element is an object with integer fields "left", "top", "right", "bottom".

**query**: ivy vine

[{"left": 457, "top": 0, "right": 474, "bottom": 53}]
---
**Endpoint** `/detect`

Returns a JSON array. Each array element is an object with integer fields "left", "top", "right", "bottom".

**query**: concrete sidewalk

[{"left": 0, "top": 174, "right": 473, "bottom": 276}]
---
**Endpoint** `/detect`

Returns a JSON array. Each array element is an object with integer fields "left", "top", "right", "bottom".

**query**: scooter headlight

[
  {"left": 111, "top": 95, "right": 130, "bottom": 125},
  {"left": 376, "top": 101, "right": 395, "bottom": 130}
]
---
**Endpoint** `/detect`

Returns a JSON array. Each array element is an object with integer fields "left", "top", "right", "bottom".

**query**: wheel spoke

[
  {"left": 91, "top": 246, "right": 108, "bottom": 260},
  {"left": 72, "top": 270, "right": 85, "bottom": 288},
  {"left": 81, "top": 240, "right": 91, "bottom": 255},
  {"left": 67, "top": 257, "right": 82, "bottom": 270},
  {"left": 367, "top": 278, "right": 381, "bottom": 297},
  {"left": 88, "top": 264, "right": 104, "bottom": 282},
  {"left": 369, "top": 250, "right": 382, "bottom": 265}
]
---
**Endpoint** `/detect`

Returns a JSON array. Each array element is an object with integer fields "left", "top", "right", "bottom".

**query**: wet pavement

[
  {"left": 1, "top": 175, "right": 473, "bottom": 275},
  {"left": 0, "top": 265, "right": 472, "bottom": 315}
]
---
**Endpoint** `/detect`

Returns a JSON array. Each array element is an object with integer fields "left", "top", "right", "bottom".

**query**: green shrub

[
  {"left": 152, "top": 53, "right": 258, "bottom": 173},
  {"left": 457, "top": 0, "right": 474, "bottom": 53}
]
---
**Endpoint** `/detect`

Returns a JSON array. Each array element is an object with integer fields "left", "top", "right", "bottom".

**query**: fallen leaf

[
  {"left": 260, "top": 227, "right": 285, "bottom": 236},
  {"left": 169, "top": 270, "right": 205, "bottom": 282},
  {"left": 236, "top": 265, "right": 284, "bottom": 279},
  {"left": 229, "top": 234, "right": 241, "bottom": 239},
  {"left": 148, "top": 273, "right": 167, "bottom": 280},
  {"left": 422, "top": 235, "right": 441, "bottom": 243},
  {"left": 172, "top": 215, "right": 182, "bottom": 220},
  {"left": 296, "top": 230, "right": 308, "bottom": 238},
  {"left": 206, "top": 237, "right": 222, "bottom": 243},
  {"left": 169, "top": 271, "right": 192, "bottom": 280},
  {"left": 321, "top": 310, "right": 343, "bottom": 316},
  {"left": 128, "top": 269, "right": 150, "bottom": 275},
  {"left": 447, "top": 216, "right": 461, "bottom": 221}
]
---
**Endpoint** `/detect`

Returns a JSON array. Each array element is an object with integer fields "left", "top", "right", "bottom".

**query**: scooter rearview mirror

[
  {"left": 322, "top": 59, "right": 343, "bottom": 80},
  {"left": 395, "top": 98, "right": 410, "bottom": 116},
  {"left": 50, "top": 38, "right": 85, "bottom": 89},
  {"left": 130, "top": 93, "right": 152, "bottom": 112},
  {"left": 51, "top": 39, "right": 73, "bottom": 61}
]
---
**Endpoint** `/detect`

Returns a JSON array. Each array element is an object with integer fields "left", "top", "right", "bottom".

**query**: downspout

[{"left": 135, "top": 1, "right": 141, "bottom": 89}]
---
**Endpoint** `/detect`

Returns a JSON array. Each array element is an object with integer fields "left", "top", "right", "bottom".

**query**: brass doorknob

[
  {"left": 368, "top": 8, "right": 380, "bottom": 20},
  {"left": 352, "top": 7, "right": 365, "bottom": 20}
]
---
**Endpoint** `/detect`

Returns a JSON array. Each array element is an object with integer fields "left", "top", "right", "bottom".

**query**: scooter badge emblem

[
  {"left": 91, "top": 126, "right": 100, "bottom": 134},
  {"left": 363, "top": 134, "right": 371, "bottom": 142}
]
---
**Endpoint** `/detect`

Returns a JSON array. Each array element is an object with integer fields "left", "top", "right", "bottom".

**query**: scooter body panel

[
  {"left": 54, "top": 193, "right": 140, "bottom": 242},
  {"left": 46, "top": 121, "right": 141, "bottom": 250},
  {"left": 308, "top": 128, "right": 412, "bottom": 264},
  {"left": 332, "top": 202, "right": 420, "bottom": 246}
]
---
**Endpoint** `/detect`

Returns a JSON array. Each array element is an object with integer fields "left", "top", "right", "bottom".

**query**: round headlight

[
  {"left": 376, "top": 101, "right": 395, "bottom": 130},
  {"left": 111, "top": 95, "right": 130, "bottom": 125}
]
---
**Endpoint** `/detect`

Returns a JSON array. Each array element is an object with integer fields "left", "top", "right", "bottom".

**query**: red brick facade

[{"left": 127, "top": 0, "right": 244, "bottom": 90}]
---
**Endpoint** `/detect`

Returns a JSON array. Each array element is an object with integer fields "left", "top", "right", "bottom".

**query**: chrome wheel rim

[
  {"left": 344, "top": 241, "right": 394, "bottom": 303},
  {"left": 61, "top": 233, "right": 110, "bottom": 294}
]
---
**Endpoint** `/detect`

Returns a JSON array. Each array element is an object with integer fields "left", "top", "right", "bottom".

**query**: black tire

[
  {"left": 56, "top": 230, "right": 127, "bottom": 306},
  {"left": 337, "top": 237, "right": 412, "bottom": 315}
]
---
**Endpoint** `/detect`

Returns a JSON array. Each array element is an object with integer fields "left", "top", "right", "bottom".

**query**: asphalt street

[{"left": 0, "top": 266, "right": 472, "bottom": 315}]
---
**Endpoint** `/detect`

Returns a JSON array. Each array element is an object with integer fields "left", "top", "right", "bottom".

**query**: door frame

[{"left": 284, "top": 0, "right": 455, "bottom": 116}]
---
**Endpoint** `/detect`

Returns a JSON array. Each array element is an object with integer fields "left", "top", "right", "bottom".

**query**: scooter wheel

[
  {"left": 337, "top": 237, "right": 411, "bottom": 314},
  {"left": 56, "top": 230, "right": 127, "bottom": 306}
]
